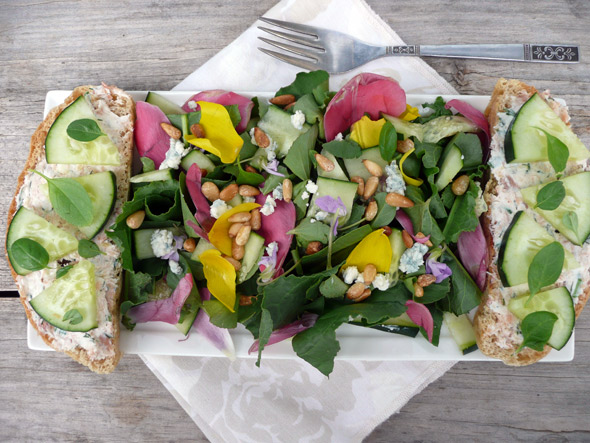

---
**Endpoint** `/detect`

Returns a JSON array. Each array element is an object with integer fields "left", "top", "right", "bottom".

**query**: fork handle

[{"left": 385, "top": 44, "right": 579, "bottom": 63}]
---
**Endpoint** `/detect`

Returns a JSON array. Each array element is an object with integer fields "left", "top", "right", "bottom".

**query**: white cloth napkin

[{"left": 141, "top": 0, "right": 459, "bottom": 441}]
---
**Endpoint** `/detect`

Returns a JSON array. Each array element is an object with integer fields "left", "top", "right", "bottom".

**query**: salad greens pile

[{"left": 110, "top": 70, "right": 491, "bottom": 376}]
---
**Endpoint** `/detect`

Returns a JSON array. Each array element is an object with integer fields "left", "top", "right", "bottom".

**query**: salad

[{"left": 110, "top": 71, "right": 491, "bottom": 375}]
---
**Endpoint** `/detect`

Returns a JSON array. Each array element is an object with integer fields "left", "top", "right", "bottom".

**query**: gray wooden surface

[{"left": 1, "top": 0, "right": 589, "bottom": 441}]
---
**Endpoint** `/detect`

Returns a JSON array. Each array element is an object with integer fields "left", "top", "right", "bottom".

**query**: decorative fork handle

[{"left": 386, "top": 44, "right": 579, "bottom": 63}]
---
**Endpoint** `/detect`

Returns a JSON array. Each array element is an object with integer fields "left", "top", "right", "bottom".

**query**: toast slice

[
  {"left": 6, "top": 85, "right": 135, "bottom": 373},
  {"left": 474, "top": 79, "right": 590, "bottom": 365}
]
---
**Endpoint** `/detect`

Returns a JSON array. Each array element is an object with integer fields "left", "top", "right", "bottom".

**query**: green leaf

[
  {"left": 319, "top": 275, "right": 348, "bottom": 299},
  {"left": 416, "top": 97, "right": 452, "bottom": 124},
  {"left": 144, "top": 190, "right": 182, "bottom": 222},
  {"left": 66, "top": 118, "right": 103, "bottom": 142},
  {"left": 10, "top": 238, "right": 49, "bottom": 271},
  {"left": 535, "top": 181, "right": 565, "bottom": 210},
  {"left": 56, "top": 264, "right": 74, "bottom": 279},
  {"left": 62, "top": 309, "right": 83, "bottom": 325},
  {"left": 441, "top": 249, "right": 482, "bottom": 315},
  {"left": 236, "top": 159, "right": 265, "bottom": 186},
  {"left": 178, "top": 173, "right": 199, "bottom": 238},
  {"left": 31, "top": 170, "right": 93, "bottom": 227},
  {"left": 293, "top": 94, "right": 322, "bottom": 124},
  {"left": 370, "top": 192, "right": 397, "bottom": 228},
  {"left": 403, "top": 201, "right": 445, "bottom": 246},
  {"left": 442, "top": 182, "right": 478, "bottom": 243},
  {"left": 203, "top": 299, "right": 238, "bottom": 328},
  {"left": 284, "top": 125, "right": 318, "bottom": 181},
  {"left": 451, "top": 133, "right": 482, "bottom": 170},
  {"left": 321, "top": 139, "right": 362, "bottom": 159},
  {"left": 527, "top": 242, "right": 564, "bottom": 299},
  {"left": 562, "top": 211, "right": 579, "bottom": 234},
  {"left": 288, "top": 218, "right": 331, "bottom": 246},
  {"left": 78, "top": 239, "right": 103, "bottom": 258},
  {"left": 223, "top": 104, "right": 242, "bottom": 128},
  {"left": 418, "top": 142, "right": 443, "bottom": 169},
  {"left": 301, "top": 224, "right": 372, "bottom": 267},
  {"left": 187, "top": 111, "right": 201, "bottom": 128},
  {"left": 256, "top": 308, "right": 274, "bottom": 367},
  {"left": 120, "top": 271, "right": 154, "bottom": 330},
  {"left": 537, "top": 128, "right": 569, "bottom": 174},
  {"left": 415, "top": 279, "right": 450, "bottom": 304},
  {"left": 276, "top": 70, "right": 330, "bottom": 102},
  {"left": 517, "top": 311, "right": 558, "bottom": 352},
  {"left": 141, "top": 157, "right": 156, "bottom": 173},
  {"left": 379, "top": 121, "right": 397, "bottom": 163}
]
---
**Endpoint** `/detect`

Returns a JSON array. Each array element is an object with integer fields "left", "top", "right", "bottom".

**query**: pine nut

[
  {"left": 126, "top": 210, "right": 145, "bottom": 229},
  {"left": 284, "top": 102, "right": 296, "bottom": 110},
  {"left": 254, "top": 127, "right": 270, "bottom": 148},
  {"left": 228, "top": 222, "right": 244, "bottom": 238},
  {"left": 201, "top": 181, "right": 220, "bottom": 202},
  {"left": 305, "top": 241, "right": 322, "bottom": 255},
  {"left": 385, "top": 192, "right": 414, "bottom": 208},
  {"left": 363, "top": 264, "right": 377, "bottom": 285},
  {"left": 238, "top": 185, "right": 260, "bottom": 197},
  {"left": 183, "top": 237, "right": 196, "bottom": 253},
  {"left": 223, "top": 255, "right": 242, "bottom": 271},
  {"left": 414, "top": 282, "right": 424, "bottom": 298},
  {"left": 269, "top": 94, "right": 296, "bottom": 106},
  {"left": 190, "top": 123, "right": 206, "bottom": 138},
  {"left": 250, "top": 209, "right": 261, "bottom": 231},
  {"left": 160, "top": 122, "right": 181, "bottom": 139},
  {"left": 362, "top": 159, "right": 383, "bottom": 177},
  {"left": 417, "top": 274, "right": 437, "bottom": 287},
  {"left": 402, "top": 230, "right": 414, "bottom": 248},
  {"left": 382, "top": 226, "right": 392, "bottom": 236},
  {"left": 452, "top": 175, "right": 470, "bottom": 196},
  {"left": 235, "top": 224, "right": 251, "bottom": 246},
  {"left": 239, "top": 295, "right": 255, "bottom": 306},
  {"left": 356, "top": 288, "right": 372, "bottom": 302},
  {"left": 231, "top": 240, "right": 245, "bottom": 260},
  {"left": 397, "top": 138, "right": 414, "bottom": 153},
  {"left": 346, "top": 282, "right": 366, "bottom": 300},
  {"left": 365, "top": 200, "right": 378, "bottom": 221},
  {"left": 282, "top": 178, "right": 293, "bottom": 203},
  {"left": 245, "top": 165, "right": 258, "bottom": 174},
  {"left": 315, "top": 153, "right": 335, "bottom": 172},
  {"left": 415, "top": 232, "right": 433, "bottom": 247},
  {"left": 228, "top": 212, "right": 251, "bottom": 223},
  {"left": 363, "top": 176, "right": 379, "bottom": 200},
  {"left": 219, "top": 183, "right": 238, "bottom": 202},
  {"left": 350, "top": 176, "right": 365, "bottom": 196}
]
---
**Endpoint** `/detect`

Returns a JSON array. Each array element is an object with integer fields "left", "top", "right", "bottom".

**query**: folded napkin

[{"left": 142, "top": 0, "right": 458, "bottom": 441}]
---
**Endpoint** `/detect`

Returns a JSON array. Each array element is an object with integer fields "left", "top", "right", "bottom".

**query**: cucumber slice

[
  {"left": 180, "top": 150, "right": 216, "bottom": 174},
  {"left": 505, "top": 93, "right": 589, "bottom": 164},
  {"left": 388, "top": 228, "right": 406, "bottom": 274},
  {"left": 257, "top": 105, "right": 310, "bottom": 157},
  {"left": 508, "top": 287, "right": 575, "bottom": 350},
  {"left": 307, "top": 177, "right": 358, "bottom": 225},
  {"left": 382, "top": 115, "right": 423, "bottom": 140},
  {"left": 175, "top": 280, "right": 200, "bottom": 336},
  {"left": 130, "top": 168, "right": 175, "bottom": 184},
  {"left": 498, "top": 211, "right": 579, "bottom": 287},
  {"left": 45, "top": 95, "right": 121, "bottom": 166},
  {"left": 238, "top": 232, "right": 265, "bottom": 283},
  {"left": 521, "top": 172, "right": 590, "bottom": 246},
  {"left": 318, "top": 149, "right": 348, "bottom": 181},
  {"left": 343, "top": 146, "right": 389, "bottom": 182},
  {"left": 382, "top": 312, "right": 417, "bottom": 327},
  {"left": 29, "top": 260, "right": 97, "bottom": 332},
  {"left": 423, "top": 115, "right": 478, "bottom": 143},
  {"left": 435, "top": 144, "right": 463, "bottom": 190},
  {"left": 443, "top": 312, "right": 478, "bottom": 354},
  {"left": 191, "top": 238, "right": 216, "bottom": 262},
  {"left": 75, "top": 172, "right": 116, "bottom": 239},
  {"left": 133, "top": 227, "right": 179, "bottom": 260},
  {"left": 7, "top": 207, "right": 78, "bottom": 275},
  {"left": 145, "top": 92, "right": 185, "bottom": 115}
]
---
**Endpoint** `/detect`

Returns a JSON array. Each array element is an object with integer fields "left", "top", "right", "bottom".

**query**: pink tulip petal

[
  {"left": 248, "top": 312, "right": 318, "bottom": 354},
  {"left": 193, "top": 287, "right": 236, "bottom": 359},
  {"left": 135, "top": 101, "right": 172, "bottom": 169},
  {"left": 185, "top": 164, "right": 215, "bottom": 233},
  {"left": 457, "top": 221, "right": 489, "bottom": 291},
  {"left": 405, "top": 300, "right": 434, "bottom": 342}
]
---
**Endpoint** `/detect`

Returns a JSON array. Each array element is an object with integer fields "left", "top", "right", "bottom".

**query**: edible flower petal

[
  {"left": 185, "top": 164, "right": 215, "bottom": 232},
  {"left": 135, "top": 101, "right": 173, "bottom": 168},
  {"left": 399, "top": 146, "right": 423, "bottom": 186},
  {"left": 208, "top": 202, "right": 260, "bottom": 256},
  {"left": 425, "top": 257, "right": 452, "bottom": 283},
  {"left": 262, "top": 159, "right": 285, "bottom": 177},
  {"left": 315, "top": 195, "right": 347, "bottom": 235},
  {"left": 248, "top": 312, "right": 318, "bottom": 354},
  {"left": 457, "top": 221, "right": 488, "bottom": 291},
  {"left": 193, "top": 287, "right": 236, "bottom": 359},
  {"left": 350, "top": 116, "right": 385, "bottom": 149},
  {"left": 182, "top": 90, "right": 253, "bottom": 133},
  {"left": 405, "top": 300, "right": 434, "bottom": 342},
  {"left": 399, "top": 104, "right": 420, "bottom": 121},
  {"left": 395, "top": 211, "right": 432, "bottom": 244},
  {"left": 343, "top": 229, "right": 392, "bottom": 273},
  {"left": 199, "top": 249, "right": 237, "bottom": 312},
  {"left": 184, "top": 101, "right": 244, "bottom": 164}
]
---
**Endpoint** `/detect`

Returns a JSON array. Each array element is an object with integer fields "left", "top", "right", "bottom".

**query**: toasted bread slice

[
  {"left": 6, "top": 85, "right": 134, "bottom": 373},
  {"left": 474, "top": 79, "right": 590, "bottom": 365}
]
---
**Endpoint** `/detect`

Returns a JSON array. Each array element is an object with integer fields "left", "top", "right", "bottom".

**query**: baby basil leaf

[
  {"left": 31, "top": 170, "right": 93, "bottom": 227},
  {"left": 562, "top": 211, "right": 579, "bottom": 235},
  {"left": 379, "top": 121, "right": 397, "bottom": 163},
  {"left": 284, "top": 125, "right": 317, "bottom": 180},
  {"left": 537, "top": 128, "right": 569, "bottom": 174},
  {"left": 11, "top": 238, "right": 49, "bottom": 271},
  {"left": 527, "top": 241, "right": 564, "bottom": 300},
  {"left": 67, "top": 118, "right": 103, "bottom": 142},
  {"left": 63, "top": 309, "right": 83, "bottom": 325},
  {"left": 56, "top": 264, "right": 74, "bottom": 279},
  {"left": 141, "top": 157, "right": 156, "bottom": 173},
  {"left": 321, "top": 138, "right": 361, "bottom": 159},
  {"left": 78, "top": 239, "right": 103, "bottom": 258},
  {"left": 319, "top": 275, "right": 348, "bottom": 299},
  {"left": 517, "top": 311, "right": 558, "bottom": 352},
  {"left": 534, "top": 180, "right": 565, "bottom": 210},
  {"left": 288, "top": 218, "right": 331, "bottom": 246}
]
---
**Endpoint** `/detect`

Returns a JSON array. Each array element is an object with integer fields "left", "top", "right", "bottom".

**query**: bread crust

[
  {"left": 474, "top": 79, "right": 590, "bottom": 365},
  {"left": 6, "top": 86, "right": 134, "bottom": 374}
]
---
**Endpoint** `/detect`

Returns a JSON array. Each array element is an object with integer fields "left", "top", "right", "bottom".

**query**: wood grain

[{"left": 1, "top": 0, "right": 589, "bottom": 441}]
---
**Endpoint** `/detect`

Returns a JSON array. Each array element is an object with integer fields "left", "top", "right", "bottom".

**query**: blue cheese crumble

[
  {"left": 399, "top": 243, "right": 429, "bottom": 274},
  {"left": 169, "top": 260, "right": 182, "bottom": 275},
  {"left": 261, "top": 195, "right": 277, "bottom": 216},
  {"left": 372, "top": 273, "right": 391, "bottom": 291},
  {"left": 291, "top": 110, "right": 306, "bottom": 130},
  {"left": 305, "top": 180, "right": 318, "bottom": 194},
  {"left": 160, "top": 138, "right": 191, "bottom": 170},
  {"left": 272, "top": 184, "right": 284, "bottom": 201},
  {"left": 210, "top": 199, "right": 230, "bottom": 219},
  {"left": 343, "top": 266, "right": 359, "bottom": 284},
  {"left": 151, "top": 229, "right": 174, "bottom": 258},
  {"left": 385, "top": 160, "right": 405, "bottom": 195}
]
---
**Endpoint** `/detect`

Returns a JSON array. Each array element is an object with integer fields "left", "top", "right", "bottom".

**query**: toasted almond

[
  {"left": 305, "top": 241, "right": 322, "bottom": 255},
  {"left": 238, "top": 185, "right": 260, "bottom": 197},
  {"left": 228, "top": 222, "right": 244, "bottom": 238},
  {"left": 415, "top": 232, "right": 433, "bottom": 247},
  {"left": 362, "top": 264, "right": 377, "bottom": 285},
  {"left": 160, "top": 122, "right": 181, "bottom": 139},
  {"left": 382, "top": 226, "right": 392, "bottom": 236},
  {"left": 223, "top": 255, "right": 242, "bottom": 271},
  {"left": 417, "top": 273, "right": 437, "bottom": 288},
  {"left": 235, "top": 224, "right": 251, "bottom": 246},
  {"left": 183, "top": 237, "right": 196, "bottom": 253},
  {"left": 397, "top": 138, "right": 414, "bottom": 153},
  {"left": 228, "top": 212, "right": 251, "bottom": 223},
  {"left": 219, "top": 183, "right": 239, "bottom": 202},
  {"left": 126, "top": 210, "right": 145, "bottom": 229},
  {"left": 363, "top": 176, "right": 379, "bottom": 200},
  {"left": 239, "top": 295, "right": 255, "bottom": 306},
  {"left": 350, "top": 176, "right": 365, "bottom": 196},
  {"left": 232, "top": 240, "right": 245, "bottom": 260},
  {"left": 365, "top": 200, "right": 378, "bottom": 221},
  {"left": 414, "top": 282, "right": 424, "bottom": 298},
  {"left": 362, "top": 159, "right": 383, "bottom": 177},
  {"left": 315, "top": 153, "right": 335, "bottom": 172},
  {"left": 190, "top": 123, "right": 206, "bottom": 138},
  {"left": 402, "top": 230, "right": 414, "bottom": 248},
  {"left": 452, "top": 175, "right": 470, "bottom": 196},
  {"left": 250, "top": 209, "right": 261, "bottom": 231},
  {"left": 269, "top": 94, "right": 296, "bottom": 106},
  {"left": 282, "top": 178, "right": 293, "bottom": 203},
  {"left": 346, "top": 282, "right": 366, "bottom": 300},
  {"left": 254, "top": 127, "right": 270, "bottom": 148},
  {"left": 201, "top": 181, "right": 220, "bottom": 202},
  {"left": 385, "top": 192, "right": 414, "bottom": 208}
]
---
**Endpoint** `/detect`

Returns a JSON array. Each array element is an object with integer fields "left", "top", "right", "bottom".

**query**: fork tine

[
  {"left": 258, "top": 26, "right": 323, "bottom": 49},
  {"left": 257, "top": 47, "right": 318, "bottom": 71},
  {"left": 258, "top": 37, "right": 322, "bottom": 59},
  {"left": 258, "top": 17, "right": 319, "bottom": 38}
]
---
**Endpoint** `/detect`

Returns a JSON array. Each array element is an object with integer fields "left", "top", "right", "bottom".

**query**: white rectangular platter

[{"left": 28, "top": 90, "right": 574, "bottom": 362}]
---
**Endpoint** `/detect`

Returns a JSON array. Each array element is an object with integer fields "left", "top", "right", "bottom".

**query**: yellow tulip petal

[
  {"left": 343, "top": 229, "right": 392, "bottom": 273},
  {"left": 184, "top": 101, "right": 244, "bottom": 164},
  {"left": 399, "top": 104, "right": 420, "bottom": 121},
  {"left": 399, "top": 147, "right": 424, "bottom": 187},
  {"left": 350, "top": 116, "right": 386, "bottom": 149},
  {"left": 200, "top": 249, "right": 237, "bottom": 312},
  {"left": 208, "top": 202, "right": 260, "bottom": 256}
]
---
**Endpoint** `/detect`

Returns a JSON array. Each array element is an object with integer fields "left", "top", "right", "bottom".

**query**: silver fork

[{"left": 257, "top": 17, "right": 579, "bottom": 73}]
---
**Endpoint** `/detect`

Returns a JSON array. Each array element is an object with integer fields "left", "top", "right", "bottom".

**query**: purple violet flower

[
  {"left": 425, "top": 257, "right": 452, "bottom": 283},
  {"left": 262, "top": 159, "right": 285, "bottom": 177},
  {"left": 161, "top": 235, "right": 185, "bottom": 262},
  {"left": 257, "top": 242, "right": 278, "bottom": 282},
  {"left": 315, "top": 196, "right": 347, "bottom": 235}
]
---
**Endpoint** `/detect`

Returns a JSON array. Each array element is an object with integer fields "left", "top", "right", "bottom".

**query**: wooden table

[{"left": 1, "top": 0, "right": 589, "bottom": 440}]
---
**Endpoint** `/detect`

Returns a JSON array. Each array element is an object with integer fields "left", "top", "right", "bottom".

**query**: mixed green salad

[{"left": 115, "top": 71, "right": 492, "bottom": 375}]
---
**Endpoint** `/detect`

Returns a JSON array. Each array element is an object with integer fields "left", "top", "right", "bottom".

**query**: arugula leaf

[
  {"left": 370, "top": 192, "right": 397, "bottom": 228},
  {"left": 403, "top": 201, "right": 445, "bottom": 246},
  {"left": 141, "top": 157, "right": 155, "bottom": 173},
  {"left": 562, "top": 211, "right": 579, "bottom": 234},
  {"left": 66, "top": 118, "right": 103, "bottom": 142},
  {"left": 63, "top": 309, "right": 83, "bottom": 325},
  {"left": 441, "top": 185, "right": 456, "bottom": 209},
  {"left": 10, "top": 238, "right": 49, "bottom": 272},
  {"left": 284, "top": 125, "right": 318, "bottom": 180},
  {"left": 441, "top": 249, "right": 481, "bottom": 315},
  {"left": 276, "top": 70, "right": 330, "bottom": 103},
  {"left": 379, "top": 121, "right": 397, "bottom": 163},
  {"left": 418, "top": 142, "right": 443, "bottom": 169},
  {"left": 78, "top": 239, "right": 103, "bottom": 258},
  {"left": 288, "top": 218, "right": 331, "bottom": 246},
  {"left": 535, "top": 181, "right": 565, "bottom": 210},
  {"left": 416, "top": 97, "right": 452, "bottom": 124},
  {"left": 517, "top": 311, "right": 558, "bottom": 352},
  {"left": 56, "top": 264, "right": 73, "bottom": 279},
  {"left": 321, "top": 139, "right": 362, "bottom": 159},
  {"left": 442, "top": 182, "right": 478, "bottom": 243},
  {"left": 527, "top": 242, "right": 564, "bottom": 299},
  {"left": 144, "top": 190, "right": 182, "bottom": 222}
]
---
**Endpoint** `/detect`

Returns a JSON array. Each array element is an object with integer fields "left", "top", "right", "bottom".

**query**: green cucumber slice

[
  {"left": 257, "top": 105, "right": 310, "bottom": 157},
  {"left": 130, "top": 168, "right": 175, "bottom": 184},
  {"left": 46, "top": 95, "right": 121, "bottom": 166},
  {"left": 388, "top": 228, "right": 406, "bottom": 274},
  {"left": 382, "top": 312, "right": 417, "bottom": 327},
  {"left": 435, "top": 144, "right": 463, "bottom": 190},
  {"left": 180, "top": 150, "right": 216, "bottom": 174},
  {"left": 307, "top": 177, "right": 358, "bottom": 225},
  {"left": 145, "top": 92, "right": 185, "bottom": 115},
  {"left": 343, "top": 146, "right": 389, "bottom": 182},
  {"left": 443, "top": 312, "right": 478, "bottom": 354},
  {"left": 238, "top": 232, "right": 265, "bottom": 283},
  {"left": 498, "top": 211, "right": 578, "bottom": 287},
  {"left": 7, "top": 207, "right": 79, "bottom": 275},
  {"left": 75, "top": 171, "right": 116, "bottom": 239},
  {"left": 505, "top": 93, "right": 589, "bottom": 164},
  {"left": 382, "top": 115, "right": 423, "bottom": 140},
  {"left": 521, "top": 172, "right": 590, "bottom": 246},
  {"left": 190, "top": 238, "right": 216, "bottom": 262},
  {"left": 423, "top": 115, "right": 478, "bottom": 144},
  {"left": 508, "top": 286, "right": 575, "bottom": 350},
  {"left": 175, "top": 279, "right": 200, "bottom": 336},
  {"left": 318, "top": 149, "right": 348, "bottom": 181},
  {"left": 30, "top": 260, "right": 98, "bottom": 332}
]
